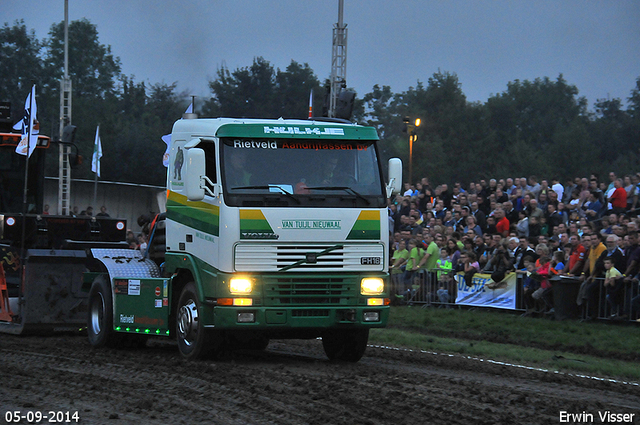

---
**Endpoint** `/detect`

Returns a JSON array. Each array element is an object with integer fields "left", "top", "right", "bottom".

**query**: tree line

[{"left": 1, "top": 18, "right": 639, "bottom": 187}]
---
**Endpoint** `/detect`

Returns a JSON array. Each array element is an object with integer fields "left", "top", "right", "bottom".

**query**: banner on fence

[{"left": 454, "top": 272, "right": 517, "bottom": 309}]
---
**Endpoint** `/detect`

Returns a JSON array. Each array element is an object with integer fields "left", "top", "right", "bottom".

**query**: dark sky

[{"left": 4, "top": 0, "right": 639, "bottom": 109}]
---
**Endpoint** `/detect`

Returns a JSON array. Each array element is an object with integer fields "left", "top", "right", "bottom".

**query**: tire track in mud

[
  {"left": 1, "top": 335, "right": 639, "bottom": 425},
  {"left": 1, "top": 344, "right": 312, "bottom": 424}
]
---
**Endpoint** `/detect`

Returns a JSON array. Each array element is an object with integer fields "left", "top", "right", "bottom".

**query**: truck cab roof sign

[
  {"left": 264, "top": 126, "right": 344, "bottom": 136},
  {"left": 215, "top": 123, "right": 378, "bottom": 140}
]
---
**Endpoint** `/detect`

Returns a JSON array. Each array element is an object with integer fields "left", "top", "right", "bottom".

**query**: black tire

[
  {"left": 87, "top": 275, "right": 120, "bottom": 348},
  {"left": 176, "top": 282, "right": 221, "bottom": 360},
  {"left": 322, "top": 329, "right": 369, "bottom": 362}
]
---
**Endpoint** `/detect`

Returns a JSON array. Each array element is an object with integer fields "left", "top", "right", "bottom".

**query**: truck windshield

[{"left": 221, "top": 138, "right": 385, "bottom": 207}]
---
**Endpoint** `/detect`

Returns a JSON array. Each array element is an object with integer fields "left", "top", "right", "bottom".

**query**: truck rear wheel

[
  {"left": 87, "top": 275, "right": 119, "bottom": 348},
  {"left": 322, "top": 329, "right": 369, "bottom": 362},
  {"left": 176, "top": 282, "right": 221, "bottom": 360}
]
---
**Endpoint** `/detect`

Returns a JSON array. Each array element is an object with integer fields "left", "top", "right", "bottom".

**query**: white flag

[
  {"left": 161, "top": 104, "right": 193, "bottom": 167},
  {"left": 14, "top": 84, "right": 39, "bottom": 157},
  {"left": 92, "top": 126, "right": 102, "bottom": 177}
]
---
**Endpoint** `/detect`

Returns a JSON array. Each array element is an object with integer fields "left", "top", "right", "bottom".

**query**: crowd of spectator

[{"left": 388, "top": 173, "right": 640, "bottom": 322}]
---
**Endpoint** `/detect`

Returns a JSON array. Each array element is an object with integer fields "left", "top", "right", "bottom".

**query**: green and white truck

[{"left": 87, "top": 116, "right": 402, "bottom": 361}]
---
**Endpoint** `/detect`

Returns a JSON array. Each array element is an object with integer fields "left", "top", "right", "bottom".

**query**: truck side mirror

[
  {"left": 386, "top": 158, "right": 403, "bottom": 198},
  {"left": 185, "top": 148, "right": 206, "bottom": 201}
]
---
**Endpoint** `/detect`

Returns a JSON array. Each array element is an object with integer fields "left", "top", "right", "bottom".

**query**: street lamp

[{"left": 403, "top": 117, "right": 421, "bottom": 185}]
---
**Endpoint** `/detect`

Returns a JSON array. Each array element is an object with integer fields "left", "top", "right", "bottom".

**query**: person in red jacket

[
  {"left": 494, "top": 207, "right": 510, "bottom": 238},
  {"left": 609, "top": 178, "right": 627, "bottom": 215}
]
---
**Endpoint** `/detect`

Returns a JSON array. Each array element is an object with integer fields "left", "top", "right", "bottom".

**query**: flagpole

[
  {"left": 19, "top": 84, "right": 35, "bottom": 319},
  {"left": 93, "top": 125, "right": 99, "bottom": 209},
  {"left": 93, "top": 168, "right": 98, "bottom": 211},
  {"left": 21, "top": 85, "right": 34, "bottom": 209},
  {"left": 21, "top": 85, "right": 35, "bottom": 233}
]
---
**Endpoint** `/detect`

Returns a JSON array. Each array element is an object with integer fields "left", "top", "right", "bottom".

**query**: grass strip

[{"left": 368, "top": 306, "right": 640, "bottom": 381}]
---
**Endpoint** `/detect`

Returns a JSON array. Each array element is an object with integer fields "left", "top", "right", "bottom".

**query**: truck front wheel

[
  {"left": 87, "top": 275, "right": 119, "bottom": 348},
  {"left": 176, "top": 282, "right": 221, "bottom": 360},
  {"left": 322, "top": 329, "right": 369, "bottom": 362}
]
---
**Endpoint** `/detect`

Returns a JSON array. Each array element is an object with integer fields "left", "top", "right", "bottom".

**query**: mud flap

[{"left": 112, "top": 277, "right": 171, "bottom": 336}]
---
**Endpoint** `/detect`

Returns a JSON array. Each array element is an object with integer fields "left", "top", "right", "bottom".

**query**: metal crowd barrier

[
  {"left": 579, "top": 276, "right": 640, "bottom": 322},
  {"left": 391, "top": 267, "right": 640, "bottom": 323}
]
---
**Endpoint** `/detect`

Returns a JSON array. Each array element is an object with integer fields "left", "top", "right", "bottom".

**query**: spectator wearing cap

[
  {"left": 460, "top": 205, "right": 471, "bottom": 223},
  {"left": 515, "top": 236, "right": 538, "bottom": 269}
]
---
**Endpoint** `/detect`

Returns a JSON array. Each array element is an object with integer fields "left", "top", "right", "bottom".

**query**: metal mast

[
  {"left": 58, "top": 0, "right": 72, "bottom": 215},
  {"left": 329, "top": 0, "right": 347, "bottom": 118}
]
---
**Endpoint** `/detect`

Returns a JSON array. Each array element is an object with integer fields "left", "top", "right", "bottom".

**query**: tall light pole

[
  {"left": 403, "top": 117, "right": 421, "bottom": 185},
  {"left": 329, "top": 0, "right": 347, "bottom": 118},
  {"left": 58, "top": 0, "right": 72, "bottom": 215}
]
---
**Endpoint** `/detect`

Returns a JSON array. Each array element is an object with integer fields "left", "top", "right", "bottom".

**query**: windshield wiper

[
  {"left": 304, "top": 186, "right": 370, "bottom": 205},
  {"left": 231, "top": 185, "right": 300, "bottom": 204},
  {"left": 278, "top": 244, "right": 344, "bottom": 272}
]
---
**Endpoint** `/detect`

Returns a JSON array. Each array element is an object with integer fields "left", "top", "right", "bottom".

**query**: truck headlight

[
  {"left": 361, "top": 277, "right": 384, "bottom": 295},
  {"left": 230, "top": 277, "right": 252, "bottom": 294}
]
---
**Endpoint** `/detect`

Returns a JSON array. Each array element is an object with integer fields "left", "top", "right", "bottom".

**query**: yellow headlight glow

[
  {"left": 229, "top": 277, "right": 252, "bottom": 294},
  {"left": 361, "top": 277, "right": 384, "bottom": 295}
]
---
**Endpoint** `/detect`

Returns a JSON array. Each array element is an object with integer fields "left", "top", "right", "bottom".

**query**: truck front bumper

[{"left": 208, "top": 305, "right": 389, "bottom": 330}]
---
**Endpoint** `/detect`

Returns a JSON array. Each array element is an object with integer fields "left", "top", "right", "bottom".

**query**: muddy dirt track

[{"left": 1, "top": 334, "right": 639, "bottom": 425}]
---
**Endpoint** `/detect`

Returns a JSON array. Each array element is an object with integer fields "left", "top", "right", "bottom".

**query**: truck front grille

[{"left": 263, "top": 276, "right": 358, "bottom": 306}]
